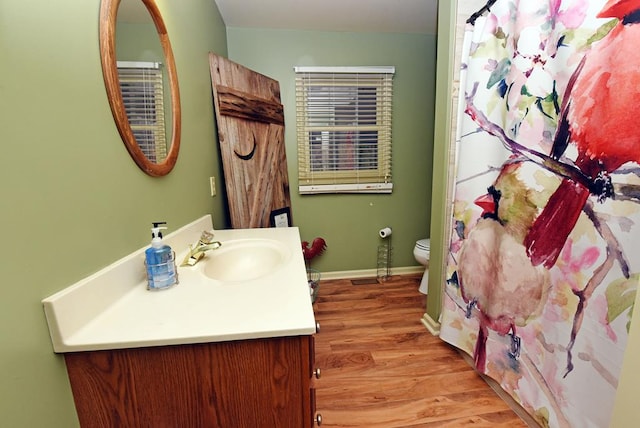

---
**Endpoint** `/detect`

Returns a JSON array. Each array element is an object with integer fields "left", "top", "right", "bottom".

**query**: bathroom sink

[{"left": 201, "top": 239, "right": 291, "bottom": 282}]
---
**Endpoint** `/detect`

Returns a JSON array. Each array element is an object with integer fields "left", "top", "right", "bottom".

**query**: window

[
  {"left": 294, "top": 66, "right": 395, "bottom": 194},
  {"left": 117, "top": 61, "right": 167, "bottom": 163}
]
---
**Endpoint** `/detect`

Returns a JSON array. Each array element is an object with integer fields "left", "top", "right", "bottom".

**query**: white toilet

[{"left": 413, "top": 239, "right": 430, "bottom": 294}]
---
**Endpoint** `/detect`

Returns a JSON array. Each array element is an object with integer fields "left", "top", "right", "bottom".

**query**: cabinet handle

[
  {"left": 313, "top": 368, "right": 321, "bottom": 379},
  {"left": 315, "top": 322, "right": 321, "bottom": 333},
  {"left": 315, "top": 413, "right": 323, "bottom": 426}
]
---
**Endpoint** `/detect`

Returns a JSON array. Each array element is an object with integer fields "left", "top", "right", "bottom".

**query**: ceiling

[{"left": 213, "top": 0, "right": 439, "bottom": 35}]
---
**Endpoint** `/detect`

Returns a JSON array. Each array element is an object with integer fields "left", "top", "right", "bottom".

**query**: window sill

[{"left": 299, "top": 183, "right": 393, "bottom": 194}]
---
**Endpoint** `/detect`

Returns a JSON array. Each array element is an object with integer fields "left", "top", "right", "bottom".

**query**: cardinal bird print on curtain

[
  {"left": 439, "top": 1, "right": 640, "bottom": 427},
  {"left": 525, "top": 0, "right": 640, "bottom": 269}
]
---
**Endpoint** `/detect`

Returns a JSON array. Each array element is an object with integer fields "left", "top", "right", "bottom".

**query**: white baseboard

[
  {"left": 421, "top": 313, "right": 441, "bottom": 336},
  {"left": 319, "top": 266, "right": 425, "bottom": 280}
]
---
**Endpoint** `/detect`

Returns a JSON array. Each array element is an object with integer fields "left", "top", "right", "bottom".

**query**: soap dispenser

[{"left": 145, "top": 222, "right": 178, "bottom": 290}]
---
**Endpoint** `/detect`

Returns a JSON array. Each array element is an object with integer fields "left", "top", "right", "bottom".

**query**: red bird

[
  {"left": 459, "top": 162, "right": 549, "bottom": 371},
  {"left": 525, "top": 0, "right": 640, "bottom": 268},
  {"left": 302, "top": 237, "right": 327, "bottom": 261}
]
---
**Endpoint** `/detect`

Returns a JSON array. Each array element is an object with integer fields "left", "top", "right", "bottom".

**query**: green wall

[
  {"left": 426, "top": 0, "right": 456, "bottom": 322},
  {"left": 226, "top": 28, "right": 437, "bottom": 273},
  {"left": 0, "top": 0, "right": 227, "bottom": 426}
]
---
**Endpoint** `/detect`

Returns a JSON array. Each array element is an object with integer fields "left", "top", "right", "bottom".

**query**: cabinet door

[
  {"left": 65, "top": 336, "right": 312, "bottom": 428},
  {"left": 209, "top": 336, "right": 311, "bottom": 427}
]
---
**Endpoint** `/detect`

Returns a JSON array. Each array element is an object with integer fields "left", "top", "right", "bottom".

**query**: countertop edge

[{"left": 54, "top": 325, "right": 318, "bottom": 353}]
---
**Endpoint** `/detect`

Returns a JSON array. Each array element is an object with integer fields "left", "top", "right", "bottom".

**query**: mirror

[{"left": 99, "top": 0, "right": 181, "bottom": 177}]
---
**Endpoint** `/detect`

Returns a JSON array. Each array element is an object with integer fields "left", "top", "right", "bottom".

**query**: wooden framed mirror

[{"left": 99, "top": 0, "right": 181, "bottom": 177}]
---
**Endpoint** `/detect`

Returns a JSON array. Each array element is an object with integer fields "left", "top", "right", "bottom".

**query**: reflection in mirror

[
  {"left": 100, "top": 0, "right": 181, "bottom": 177},
  {"left": 116, "top": 0, "right": 171, "bottom": 163},
  {"left": 116, "top": 61, "right": 168, "bottom": 163}
]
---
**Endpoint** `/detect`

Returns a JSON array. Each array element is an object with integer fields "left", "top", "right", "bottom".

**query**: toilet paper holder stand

[{"left": 377, "top": 227, "right": 392, "bottom": 280}]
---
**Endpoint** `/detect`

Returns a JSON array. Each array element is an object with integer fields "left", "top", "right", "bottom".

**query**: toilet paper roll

[{"left": 379, "top": 227, "right": 392, "bottom": 238}]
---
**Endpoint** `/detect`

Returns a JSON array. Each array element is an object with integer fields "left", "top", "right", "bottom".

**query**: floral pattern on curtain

[{"left": 439, "top": 1, "right": 640, "bottom": 426}]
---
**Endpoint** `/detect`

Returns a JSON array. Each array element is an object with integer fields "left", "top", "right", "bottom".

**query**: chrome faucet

[{"left": 181, "top": 231, "right": 221, "bottom": 266}]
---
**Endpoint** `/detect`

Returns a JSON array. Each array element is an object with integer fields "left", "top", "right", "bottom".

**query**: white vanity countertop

[{"left": 42, "top": 215, "right": 317, "bottom": 353}]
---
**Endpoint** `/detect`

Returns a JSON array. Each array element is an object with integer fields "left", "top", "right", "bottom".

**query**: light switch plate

[{"left": 209, "top": 177, "right": 216, "bottom": 196}]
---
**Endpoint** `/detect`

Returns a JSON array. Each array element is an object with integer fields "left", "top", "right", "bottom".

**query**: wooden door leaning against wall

[{"left": 209, "top": 53, "right": 292, "bottom": 229}]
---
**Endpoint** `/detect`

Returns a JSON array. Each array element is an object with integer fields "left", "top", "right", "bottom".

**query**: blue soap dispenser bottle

[{"left": 145, "top": 222, "right": 177, "bottom": 290}]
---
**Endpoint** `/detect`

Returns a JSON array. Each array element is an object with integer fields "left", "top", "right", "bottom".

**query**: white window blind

[
  {"left": 117, "top": 61, "right": 167, "bottom": 163},
  {"left": 294, "top": 66, "right": 395, "bottom": 194}
]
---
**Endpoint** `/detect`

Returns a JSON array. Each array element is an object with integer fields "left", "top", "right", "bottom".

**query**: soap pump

[{"left": 144, "top": 221, "right": 178, "bottom": 290}]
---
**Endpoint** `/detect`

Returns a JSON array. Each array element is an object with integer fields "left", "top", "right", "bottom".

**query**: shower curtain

[{"left": 439, "top": 1, "right": 640, "bottom": 426}]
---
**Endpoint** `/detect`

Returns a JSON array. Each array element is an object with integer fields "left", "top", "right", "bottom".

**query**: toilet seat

[
  {"left": 413, "top": 238, "right": 430, "bottom": 295},
  {"left": 416, "top": 238, "right": 430, "bottom": 251},
  {"left": 413, "top": 239, "right": 430, "bottom": 263}
]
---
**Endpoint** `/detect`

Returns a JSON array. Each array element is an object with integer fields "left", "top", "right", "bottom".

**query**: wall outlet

[{"left": 209, "top": 177, "right": 216, "bottom": 196}]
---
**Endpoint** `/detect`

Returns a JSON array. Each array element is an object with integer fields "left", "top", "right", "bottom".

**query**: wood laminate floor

[{"left": 312, "top": 274, "right": 529, "bottom": 428}]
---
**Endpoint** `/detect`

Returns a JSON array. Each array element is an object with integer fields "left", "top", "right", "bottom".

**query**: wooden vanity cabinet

[{"left": 64, "top": 335, "right": 316, "bottom": 428}]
